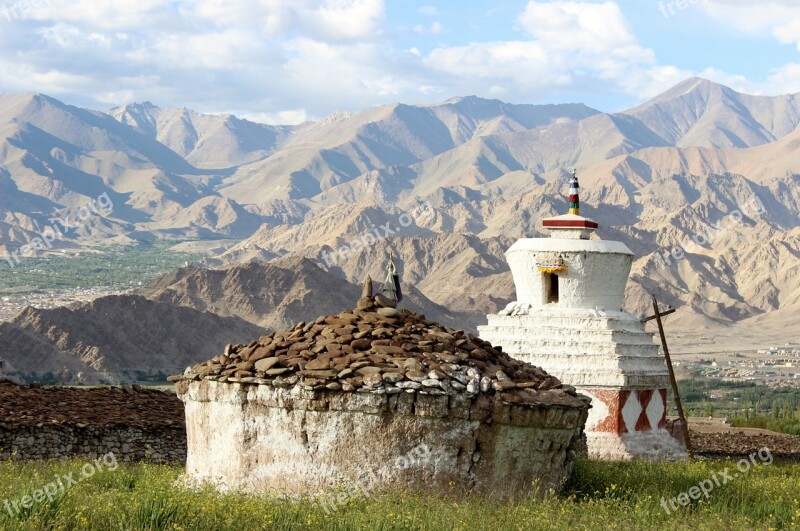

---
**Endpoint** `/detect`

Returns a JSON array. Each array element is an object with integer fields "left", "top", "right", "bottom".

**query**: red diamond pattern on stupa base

[
  {"left": 588, "top": 389, "right": 668, "bottom": 435},
  {"left": 592, "top": 389, "right": 628, "bottom": 434},
  {"left": 635, "top": 390, "right": 653, "bottom": 431}
]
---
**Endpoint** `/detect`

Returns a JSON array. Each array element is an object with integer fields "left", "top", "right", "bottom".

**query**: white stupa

[{"left": 478, "top": 171, "right": 687, "bottom": 460}]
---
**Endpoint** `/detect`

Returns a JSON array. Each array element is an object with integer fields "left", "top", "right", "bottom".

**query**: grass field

[
  {"left": 0, "top": 241, "right": 205, "bottom": 293},
  {"left": 0, "top": 457, "right": 798, "bottom": 530}
]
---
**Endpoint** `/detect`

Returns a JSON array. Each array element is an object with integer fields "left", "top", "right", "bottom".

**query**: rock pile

[
  {"left": 0, "top": 380, "right": 185, "bottom": 463},
  {"left": 173, "top": 301, "right": 586, "bottom": 410},
  {"left": 0, "top": 380, "right": 182, "bottom": 429},
  {"left": 175, "top": 293, "right": 592, "bottom": 497}
]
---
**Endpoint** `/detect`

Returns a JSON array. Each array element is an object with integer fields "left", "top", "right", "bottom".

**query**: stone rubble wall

[
  {"left": 179, "top": 379, "right": 588, "bottom": 498},
  {"left": 0, "top": 380, "right": 187, "bottom": 463},
  {"left": 0, "top": 424, "right": 186, "bottom": 463}
]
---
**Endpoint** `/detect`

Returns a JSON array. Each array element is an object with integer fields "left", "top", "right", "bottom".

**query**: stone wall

[
  {"left": 0, "top": 380, "right": 186, "bottom": 463},
  {"left": 0, "top": 424, "right": 185, "bottom": 463}
]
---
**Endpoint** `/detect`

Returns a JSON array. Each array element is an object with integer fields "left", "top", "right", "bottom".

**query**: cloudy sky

[{"left": 1, "top": 0, "right": 798, "bottom": 123}]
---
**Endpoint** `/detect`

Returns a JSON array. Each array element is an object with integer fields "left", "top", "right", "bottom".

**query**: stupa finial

[
  {"left": 568, "top": 169, "right": 580, "bottom": 215},
  {"left": 541, "top": 168, "right": 598, "bottom": 239},
  {"left": 372, "top": 251, "right": 402, "bottom": 308},
  {"left": 382, "top": 251, "right": 402, "bottom": 304}
]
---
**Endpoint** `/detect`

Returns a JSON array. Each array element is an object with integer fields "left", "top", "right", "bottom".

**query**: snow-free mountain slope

[
  {"left": 109, "top": 102, "right": 300, "bottom": 169},
  {"left": 1, "top": 78, "right": 799, "bottom": 355},
  {"left": 623, "top": 77, "right": 800, "bottom": 148}
]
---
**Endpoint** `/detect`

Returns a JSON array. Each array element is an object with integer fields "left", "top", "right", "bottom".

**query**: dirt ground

[{"left": 687, "top": 417, "right": 800, "bottom": 461}]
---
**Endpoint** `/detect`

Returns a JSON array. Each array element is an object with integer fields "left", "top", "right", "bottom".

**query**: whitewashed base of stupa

[
  {"left": 478, "top": 307, "right": 688, "bottom": 461},
  {"left": 176, "top": 379, "right": 589, "bottom": 498}
]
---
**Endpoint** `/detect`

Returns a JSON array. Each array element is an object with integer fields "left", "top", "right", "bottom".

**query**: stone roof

[
  {"left": 172, "top": 304, "right": 590, "bottom": 410},
  {"left": 0, "top": 380, "right": 183, "bottom": 429}
]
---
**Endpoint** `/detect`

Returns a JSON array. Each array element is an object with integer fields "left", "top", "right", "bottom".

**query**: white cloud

[
  {"left": 423, "top": 0, "right": 799, "bottom": 103},
  {"left": 413, "top": 21, "right": 443, "bottom": 35},
  {"left": 32, "top": 0, "right": 176, "bottom": 30},
  {"left": 0, "top": 0, "right": 399, "bottom": 118},
  {"left": 425, "top": 1, "right": 659, "bottom": 99},
  {"left": 700, "top": 1, "right": 800, "bottom": 50},
  {"left": 764, "top": 63, "right": 800, "bottom": 94},
  {"left": 282, "top": 38, "right": 417, "bottom": 101},
  {"left": 0, "top": 0, "right": 797, "bottom": 123},
  {"left": 185, "top": 0, "right": 385, "bottom": 41},
  {"left": 243, "top": 109, "right": 310, "bottom": 125},
  {"left": 518, "top": 1, "right": 637, "bottom": 52},
  {"left": 31, "top": 0, "right": 385, "bottom": 41},
  {"left": 150, "top": 29, "right": 274, "bottom": 69},
  {"left": 313, "top": 0, "right": 384, "bottom": 41}
]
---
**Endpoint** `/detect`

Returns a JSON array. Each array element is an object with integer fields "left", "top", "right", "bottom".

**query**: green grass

[
  {"left": 0, "top": 241, "right": 206, "bottom": 293},
  {"left": 729, "top": 414, "right": 800, "bottom": 436},
  {"left": 673, "top": 379, "right": 800, "bottom": 427},
  {"left": 0, "top": 458, "right": 798, "bottom": 530}
]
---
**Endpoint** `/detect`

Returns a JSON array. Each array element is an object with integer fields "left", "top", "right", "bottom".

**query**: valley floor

[{"left": 0, "top": 457, "right": 798, "bottom": 530}]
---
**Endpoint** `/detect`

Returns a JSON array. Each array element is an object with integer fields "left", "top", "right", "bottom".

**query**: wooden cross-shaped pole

[{"left": 642, "top": 295, "right": 693, "bottom": 458}]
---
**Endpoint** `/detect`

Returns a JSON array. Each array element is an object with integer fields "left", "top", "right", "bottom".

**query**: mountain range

[{"left": 1, "top": 77, "right": 799, "bottom": 382}]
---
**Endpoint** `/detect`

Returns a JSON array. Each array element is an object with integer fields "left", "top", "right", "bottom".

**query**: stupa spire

[
  {"left": 568, "top": 169, "right": 580, "bottom": 215},
  {"left": 541, "top": 168, "right": 598, "bottom": 239}
]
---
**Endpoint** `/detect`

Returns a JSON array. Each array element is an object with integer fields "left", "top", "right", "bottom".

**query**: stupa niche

[{"left": 478, "top": 171, "right": 687, "bottom": 460}]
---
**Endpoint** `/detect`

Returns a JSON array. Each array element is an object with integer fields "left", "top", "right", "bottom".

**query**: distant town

[{"left": 677, "top": 345, "right": 800, "bottom": 389}]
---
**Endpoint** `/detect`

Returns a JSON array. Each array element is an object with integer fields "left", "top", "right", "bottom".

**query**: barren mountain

[
  {"left": 1, "top": 78, "right": 799, "bottom": 358},
  {"left": 623, "top": 77, "right": 800, "bottom": 148},
  {"left": 0, "top": 295, "right": 265, "bottom": 384},
  {"left": 140, "top": 255, "right": 466, "bottom": 332},
  {"left": 220, "top": 201, "right": 437, "bottom": 262},
  {"left": 218, "top": 170, "right": 800, "bottom": 342},
  {"left": 158, "top": 196, "right": 266, "bottom": 238},
  {"left": 141, "top": 257, "right": 359, "bottom": 330},
  {"left": 217, "top": 99, "right": 599, "bottom": 204},
  {"left": 0, "top": 93, "right": 265, "bottom": 250},
  {"left": 108, "top": 102, "right": 301, "bottom": 169}
]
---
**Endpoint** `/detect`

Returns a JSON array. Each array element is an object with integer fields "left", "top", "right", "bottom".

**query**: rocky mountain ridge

[{"left": 1, "top": 78, "right": 800, "bottom": 380}]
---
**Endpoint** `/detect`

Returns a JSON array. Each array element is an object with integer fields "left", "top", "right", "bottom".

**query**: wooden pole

[{"left": 651, "top": 295, "right": 693, "bottom": 458}]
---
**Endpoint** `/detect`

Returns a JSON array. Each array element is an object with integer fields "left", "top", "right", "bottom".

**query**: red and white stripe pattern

[{"left": 589, "top": 389, "right": 668, "bottom": 434}]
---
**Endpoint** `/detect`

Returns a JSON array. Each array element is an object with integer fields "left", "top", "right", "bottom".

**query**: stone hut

[{"left": 173, "top": 296, "right": 590, "bottom": 498}]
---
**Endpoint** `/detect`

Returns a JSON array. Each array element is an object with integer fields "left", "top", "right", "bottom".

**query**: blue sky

[{"left": 0, "top": 1, "right": 798, "bottom": 123}]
